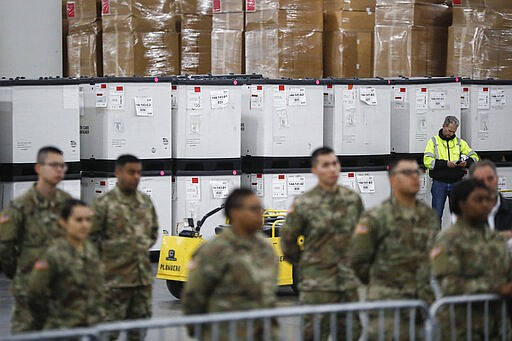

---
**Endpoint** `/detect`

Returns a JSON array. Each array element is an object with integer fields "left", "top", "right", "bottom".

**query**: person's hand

[
  {"left": 502, "top": 231, "right": 512, "bottom": 240},
  {"left": 458, "top": 161, "right": 467, "bottom": 168},
  {"left": 447, "top": 161, "right": 457, "bottom": 168}
]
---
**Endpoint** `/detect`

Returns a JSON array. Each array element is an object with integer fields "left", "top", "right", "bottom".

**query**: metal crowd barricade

[
  {"left": 429, "top": 294, "right": 508, "bottom": 341},
  {"left": 1, "top": 326, "right": 99, "bottom": 341},
  {"left": 92, "top": 300, "right": 432, "bottom": 341}
]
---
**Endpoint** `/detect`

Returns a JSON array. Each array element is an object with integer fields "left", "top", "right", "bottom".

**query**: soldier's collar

[
  {"left": 390, "top": 196, "right": 420, "bottom": 219},
  {"left": 314, "top": 184, "right": 340, "bottom": 196}
]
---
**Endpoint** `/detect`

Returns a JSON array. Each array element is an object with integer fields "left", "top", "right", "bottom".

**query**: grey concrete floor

[{"left": 0, "top": 263, "right": 300, "bottom": 338}]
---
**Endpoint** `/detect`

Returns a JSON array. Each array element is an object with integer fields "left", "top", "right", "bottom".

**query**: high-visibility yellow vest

[{"left": 424, "top": 135, "right": 479, "bottom": 170}]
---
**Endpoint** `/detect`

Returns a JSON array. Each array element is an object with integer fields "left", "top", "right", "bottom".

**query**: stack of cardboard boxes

[
  {"left": 245, "top": 0, "right": 323, "bottom": 78},
  {"left": 373, "top": 0, "right": 451, "bottom": 77},
  {"left": 101, "top": 0, "right": 179, "bottom": 76},
  {"left": 178, "top": 0, "right": 212, "bottom": 74},
  {"left": 323, "top": 0, "right": 375, "bottom": 77},
  {"left": 447, "top": 0, "right": 512, "bottom": 79},
  {"left": 63, "top": 0, "right": 102, "bottom": 77},
  {"left": 211, "top": 0, "right": 245, "bottom": 74}
]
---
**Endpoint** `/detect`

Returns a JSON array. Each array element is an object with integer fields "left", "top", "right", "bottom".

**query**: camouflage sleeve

[
  {"left": 349, "top": 211, "right": 379, "bottom": 285},
  {"left": 27, "top": 252, "right": 55, "bottom": 326},
  {"left": 182, "top": 243, "right": 226, "bottom": 315},
  {"left": 90, "top": 198, "right": 107, "bottom": 255},
  {"left": 417, "top": 213, "right": 441, "bottom": 303},
  {"left": 149, "top": 202, "right": 159, "bottom": 246},
  {"left": 280, "top": 201, "right": 306, "bottom": 265},
  {"left": 0, "top": 206, "right": 22, "bottom": 279}
]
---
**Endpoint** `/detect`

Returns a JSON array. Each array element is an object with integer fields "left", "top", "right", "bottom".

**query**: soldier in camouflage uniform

[
  {"left": 0, "top": 146, "right": 71, "bottom": 333},
  {"left": 431, "top": 179, "right": 512, "bottom": 340},
  {"left": 27, "top": 199, "right": 105, "bottom": 330},
  {"left": 349, "top": 157, "right": 440, "bottom": 339},
  {"left": 182, "top": 188, "right": 278, "bottom": 341},
  {"left": 281, "top": 147, "right": 364, "bottom": 341},
  {"left": 91, "top": 155, "right": 158, "bottom": 341}
]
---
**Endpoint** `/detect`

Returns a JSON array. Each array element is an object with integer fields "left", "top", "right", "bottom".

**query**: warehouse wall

[{"left": 0, "top": 0, "right": 62, "bottom": 78}]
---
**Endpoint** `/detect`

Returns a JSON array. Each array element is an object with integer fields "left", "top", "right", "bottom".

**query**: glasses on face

[
  {"left": 240, "top": 205, "right": 265, "bottom": 214},
  {"left": 40, "top": 162, "right": 68, "bottom": 171},
  {"left": 393, "top": 169, "right": 422, "bottom": 177}
]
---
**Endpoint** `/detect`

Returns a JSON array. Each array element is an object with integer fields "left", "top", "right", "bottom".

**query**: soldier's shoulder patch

[
  {"left": 354, "top": 224, "right": 369, "bottom": 235},
  {"left": 33, "top": 260, "right": 48, "bottom": 271},
  {"left": 430, "top": 246, "right": 443, "bottom": 259},
  {"left": 0, "top": 214, "right": 10, "bottom": 224}
]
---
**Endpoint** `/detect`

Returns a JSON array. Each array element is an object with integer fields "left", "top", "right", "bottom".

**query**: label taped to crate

[
  {"left": 287, "top": 175, "right": 306, "bottom": 195},
  {"left": 356, "top": 173, "right": 376, "bottom": 194},
  {"left": 211, "top": 180, "right": 230, "bottom": 199},
  {"left": 134, "top": 96, "right": 153, "bottom": 116},
  {"left": 288, "top": 88, "right": 307, "bottom": 106},
  {"left": 359, "top": 87, "right": 377, "bottom": 106},
  {"left": 272, "top": 174, "right": 287, "bottom": 198},
  {"left": 210, "top": 89, "right": 229, "bottom": 109}
]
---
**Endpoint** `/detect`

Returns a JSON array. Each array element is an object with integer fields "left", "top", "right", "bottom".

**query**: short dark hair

[
  {"left": 115, "top": 154, "right": 140, "bottom": 168},
  {"left": 224, "top": 188, "right": 256, "bottom": 220},
  {"left": 469, "top": 159, "right": 497, "bottom": 177},
  {"left": 60, "top": 199, "right": 89, "bottom": 220},
  {"left": 449, "top": 178, "right": 489, "bottom": 216},
  {"left": 388, "top": 156, "right": 419, "bottom": 175},
  {"left": 37, "top": 146, "right": 63, "bottom": 164},
  {"left": 311, "top": 147, "right": 336, "bottom": 167}
]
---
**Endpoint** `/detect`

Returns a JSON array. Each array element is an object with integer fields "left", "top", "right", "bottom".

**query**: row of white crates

[{"left": 2, "top": 77, "right": 512, "bottom": 167}]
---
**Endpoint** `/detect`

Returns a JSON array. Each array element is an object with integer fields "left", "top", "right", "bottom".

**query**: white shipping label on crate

[
  {"left": 341, "top": 173, "right": 357, "bottom": 191},
  {"left": 461, "top": 87, "right": 470, "bottom": 109},
  {"left": 323, "top": 86, "right": 334, "bottom": 107},
  {"left": 186, "top": 178, "right": 201, "bottom": 201},
  {"left": 211, "top": 180, "right": 230, "bottom": 199},
  {"left": 171, "top": 85, "right": 177, "bottom": 109},
  {"left": 134, "top": 96, "right": 153, "bottom": 116},
  {"left": 287, "top": 175, "right": 306, "bottom": 196},
  {"left": 272, "top": 175, "right": 287, "bottom": 198},
  {"left": 393, "top": 87, "right": 407, "bottom": 103},
  {"left": 250, "top": 85, "right": 264, "bottom": 109},
  {"left": 250, "top": 174, "right": 264, "bottom": 197},
  {"left": 109, "top": 85, "right": 125, "bottom": 110},
  {"left": 187, "top": 87, "right": 202, "bottom": 110},
  {"left": 343, "top": 89, "right": 356, "bottom": 109},
  {"left": 288, "top": 87, "right": 307, "bottom": 106},
  {"left": 498, "top": 176, "right": 509, "bottom": 191},
  {"left": 429, "top": 90, "right": 446, "bottom": 110},
  {"left": 478, "top": 88, "right": 490, "bottom": 110},
  {"left": 95, "top": 84, "right": 108, "bottom": 108},
  {"left": 63, "top": 86, "right": 79, "bottom": 109},
  {"left": 273, "top": 86, "right": 287, "bottom": 107},
  {"left": 491, "top": 88, "right": 506, "bottom": 108},
  {"left": 416, "top": 88, "right": 429, "bottom": 111},
  {"left": 359, "top": 87, "right": 377, "bottom": 106},
  {"left": 356, "top": 173, "right": 376, "bottom": 193},
  {"left": 141, "top": 186, "right": 153, "bottom": 198},
  {"left": 210, "top": 89, "right": 230, "bottom": 109}
]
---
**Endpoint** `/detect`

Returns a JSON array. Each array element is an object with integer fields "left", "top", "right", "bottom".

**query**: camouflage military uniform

[
  {"left": 27, "top": 238, "right": 105, "bottom": 329},
  {"left": 91, "top": 186, "right": 158, "bottom": 341},
  {"left": 349, "top": 197, "right": 439, "bottom": 339},
  {"left": 182, "top": 228, "right": 278, "bottom": 341},
  {"left": 0, "top": 184, "right": 71, "bottom": 332},
  {"left": 431, "top": 220, "right": 512, "bottom": 340},
  {"left": 281, "top": 185, "right": 364, "bottom": 341}
]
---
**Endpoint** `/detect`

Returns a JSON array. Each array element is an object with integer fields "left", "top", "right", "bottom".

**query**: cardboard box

[
  {"left": 452, "top": 7, "right": 512, "bottom": 28},
  {"left": 246, "top": 0, "right": 323, "bottom": 12},
  {"left": 246, "top": 9, "right": 323, "bottom": 31},
  {"left": 374, "top": 25, "right": 447, "bottom": 77},
  {"left": 245, "top": 29, "right": 323, "bottom": 78},
  {"left": 65, "top": 0, "right": 101, "bottom": 19},
  {"left": 180, "top": 14, "right": 213, "bottom": 30},
  {"left": 323, "top": 29, "right": 373, "bottom": 77},
  {"left": 67, "top": 29, "right": 103, "bottom": 77},
  {"left": 102, "top": 14, "right": 177, "bottom": 32},
  {"left": 451, "top": 0, "right": 512, "bottom": 9},
  {"left": 377, "top": 0, "right": 448, "bottom": 4},
  {"left": 323, "top": 0, "right": 376, "bottom": 12},
  {"left": 101, "top": 0, "right": 177, "bottom": 16},
  {"left": 211, "top": 29, "right": 244, "bottom": 73},
  {"left": 213, "top": 12, "right": 244, "bottom": 30},
  {"left": 175, "top": 0, "right": 212, "bottom": 14},
  {"left": 324, "top": 10, "right": 375, "bottom": 31},
  {"left": 103, "top": 30, "right": 179, "bottom": 76},
  {"left": 213, "top": 0, "right": 244, "bottom": 13},
  {"left": 181, "top": 30, "right": 212, "bottom": 74},
  {"left": 375, "top": 3, "right": 451, "bottom": 26},
  {"left": 447, "top": 26, "right": 512, "bottom": 79}
]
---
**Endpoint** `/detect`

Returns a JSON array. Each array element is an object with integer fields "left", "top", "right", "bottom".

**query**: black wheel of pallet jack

[
  {"left": 166, "top": 280, "right": 184, "bottom": 299},
  {"left": 291, "top": 266, "right": 299, "bottom": 294}
]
